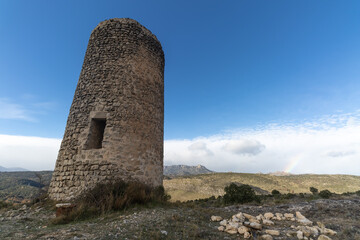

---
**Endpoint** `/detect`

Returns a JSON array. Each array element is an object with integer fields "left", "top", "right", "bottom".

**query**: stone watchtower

[{"left": 48, "top": 18, "right": 164, "bottom": 201}]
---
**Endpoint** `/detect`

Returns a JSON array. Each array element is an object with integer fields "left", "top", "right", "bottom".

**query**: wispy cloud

[
  {"left": 0, "top": 97, "right": 55, "bottom": 121},
  {"left": 0, "top": 98, "right": 34, "bottom": 121}
]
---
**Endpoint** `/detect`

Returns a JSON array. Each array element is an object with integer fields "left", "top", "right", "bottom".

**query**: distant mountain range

[
  {"left": 164, "top": 164, "right": 213, "bottom": 176},
  {"left": 0, "top": 166, "right": 29, "bottom": 172}
]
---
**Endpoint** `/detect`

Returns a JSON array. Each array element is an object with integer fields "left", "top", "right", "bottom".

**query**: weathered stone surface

[{"left": 48, "top": 18, "right": 165, "bottom": 201}]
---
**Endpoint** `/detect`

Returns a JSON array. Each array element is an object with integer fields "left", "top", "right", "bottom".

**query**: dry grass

[
  {"left": 164, "top": 172, "right": 360, "bottom": 201},
  {"left": 52, "top": 180, "right": 170, "bottom": 224}
]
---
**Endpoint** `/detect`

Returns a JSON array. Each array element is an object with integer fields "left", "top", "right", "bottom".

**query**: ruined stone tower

[{"left": 48, "top": 18, "right": 164, "bottom": 201}]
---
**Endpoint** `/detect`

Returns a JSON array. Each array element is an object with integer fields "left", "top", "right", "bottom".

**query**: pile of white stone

[{"left": 211, "top": 211, "right": 337, "bottom": 240}]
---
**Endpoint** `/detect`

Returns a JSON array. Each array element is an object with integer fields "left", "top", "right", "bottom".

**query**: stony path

[{"left": 0, "top": 198, "right": 359, "bottom": 239}]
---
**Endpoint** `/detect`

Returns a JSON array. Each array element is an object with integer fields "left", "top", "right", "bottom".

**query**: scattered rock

[
  {"left": 284, "top": 213, "right": 294, "bottom": 220},
  {"left": 244, "top": 231, "right": 251, "bottom": 238},
  {"left": 297, "top": 230, "right": 304, "bottom": 239},
  {"left": 219, "top": 219, "right": 227, "bottom": 226},
  {"left": 323, "top": 228, "right": 337, "bottom": 236},
  {"left": 211, "top": 215, "right": 222, "bottom": 222},
  {"left": 296, "top": 211, "right": 313, "bottom": 226},
  {"left": 318, "top": 235, "right": 332, "bottom": 240},
  {"left": 264, "top": 212, "right": 274, "bottom": 220},
  {"left": 265, "top": 229, "right": 280, "bottom": 236},
  {"left": 261, "top": 234, "right": 273, "bottom": 240},
  {"left": 263, "top": 219, "right": 275, "bottom": 226},
  {"left": 238, "top": 226, "right": 249, "bottom": 234},
  {"left": 218, "top": 226, "right": 224, "bottom": 231},
  {"left": 225, "top": 229, "right": 237, "bottom": 234},
  {"left": 244, "top": 221, "right": 262, "bottom": 230}
]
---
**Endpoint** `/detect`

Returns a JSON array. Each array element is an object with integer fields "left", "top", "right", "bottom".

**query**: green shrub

[
  {"left": 284, "top": 193, "right": 296, "bottom": 199},
  {"left": 271, "top": 189, "right": 281, "bottom": 195},
  {"left": 0, "top": 200, "right": 9, "bottom": 209},
  {"left": 53, "top": 180, "right": 170, "bottom": 224},
  {"left": 319, "top": 189, "right": 332, "bottom": 199},
  {"left": 223, "top": 183, "right": 257, "bottom": 204},
  {"left": 310, "top": 187, "right": 318, "bottom": 194}
]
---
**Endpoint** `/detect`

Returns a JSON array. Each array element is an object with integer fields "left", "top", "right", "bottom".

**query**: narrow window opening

[{"left": 85, "top": 118, "right": 106, "bottom": 149}]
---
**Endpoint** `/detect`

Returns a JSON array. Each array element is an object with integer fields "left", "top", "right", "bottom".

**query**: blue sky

[{"left": 1, "top": 1, "right": 360, "bottom": 173}]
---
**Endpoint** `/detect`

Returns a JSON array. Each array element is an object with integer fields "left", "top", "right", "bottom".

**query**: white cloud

[
  {"left": 1, "top": 111, "right": 360, "bottom": 175},
  {"left": 0, "top": 135, "right": 61, "bottom": 171},
  {"left": 0, "top": 99, "right": 34, "bottom": 121},
  {"left": 164, "top": 111, "right": 360, "bottom": 175},
  {"left": 0, "top": 98, "right": 56, "bottom": 121},
  {"left": 188, "top": 141, "right": 213, "bottom": 156},
  {"left": 223, "top": 139, "right": 265, "bottom": 155}
]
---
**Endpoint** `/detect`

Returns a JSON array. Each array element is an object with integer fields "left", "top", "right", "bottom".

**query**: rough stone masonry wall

[{"left": 48, "top": 18, "right": 165, "bottom": 201}]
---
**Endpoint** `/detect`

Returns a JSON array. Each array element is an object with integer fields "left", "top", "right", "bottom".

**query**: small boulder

[
  {"left": 296, "top": 212, "right": 313, "bottom": 226},
  {"left": 297, "top": 230, "right": 304, "bottom": 239},
  {"left": 244, "top": 221, "right": 262, "bottom": 230},
  {"left": 225, "top": 229, "right": 238, "bottom": 234},
  {"left": 264, "top": 212, "right": 274, "bottom": 220},
  {"left": 244, "top": 231, "right": 251, "bottom": 239},
  {"left": 211, "top": 215, "right": 223, "bottom": 222},
  {"left": 263, "top": 219, "right": 275, "bottom": 226},
  {"left": 265, "top": 230, "right": 280, "bottom": 236},
  {"left": 218, "top": 226, "right": 225, "bottom": 232},
  {"left": 323, "top": 228, "right": 337, "bottom": 236},
  {"left": 284, "top": 213, "right": 294, "bottom": 220},
  {"left": 226, "top": 221, "right": 240, "bottom": 231},
  {"left": 219, "top": 220, "right": 227, "bottom": 226},
  {"left": 261, "top": 234, "right": 273, "bottom": 240},
  {"left": 235, "top": 212, "right": 246, "bottom": 222},
  {"left": 238, "top": 226, "right": 250, "bottom": 234},
  {"left": 318, "top": 235, "right": 332, "bottom": 240},
  {"left": 275, "top": 213, "right": 283, "bottom": 220},
  {"left": 244, "top": 213, "right": 256, "bottom": 220}
]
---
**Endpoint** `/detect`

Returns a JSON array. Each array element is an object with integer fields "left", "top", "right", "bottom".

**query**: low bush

[
  {"left": 271, "top": 189, "right": 281, "bottom": 195},
  {"left": 319, "top": 189, "right": 332, "bottom": 199},
  {"left": 53, "top": 180, "right": 170, "bottom": 224},
  {"left": 310, "top": 187, "right": 318, "bottom": 194},
  {"left": 0, "top": 200, "right": 9, "bottom": 209},
  {"left": 223, "top": 183, "right": 258, "bottom": 204}
]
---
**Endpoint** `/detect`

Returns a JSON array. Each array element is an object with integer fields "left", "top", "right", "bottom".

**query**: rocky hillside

[
  {"left": 1, "top": 170, "right": 360, "bottom": 203},
  {"left": 0, "top": 171, "right": 52, "bottom": 203},
  {"left": 0, "top": 197, "right": 359, "bottom": 239},
  {"left": 163, "top": 172, "right": 360, "bottom": 202},
  {"left": 164, "top": 165, "right": 213, "bottom": 176}
]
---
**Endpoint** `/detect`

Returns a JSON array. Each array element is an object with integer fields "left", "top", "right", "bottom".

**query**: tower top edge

[{"left": 92, "top": 18, "right": 161, "bottom": 43}]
